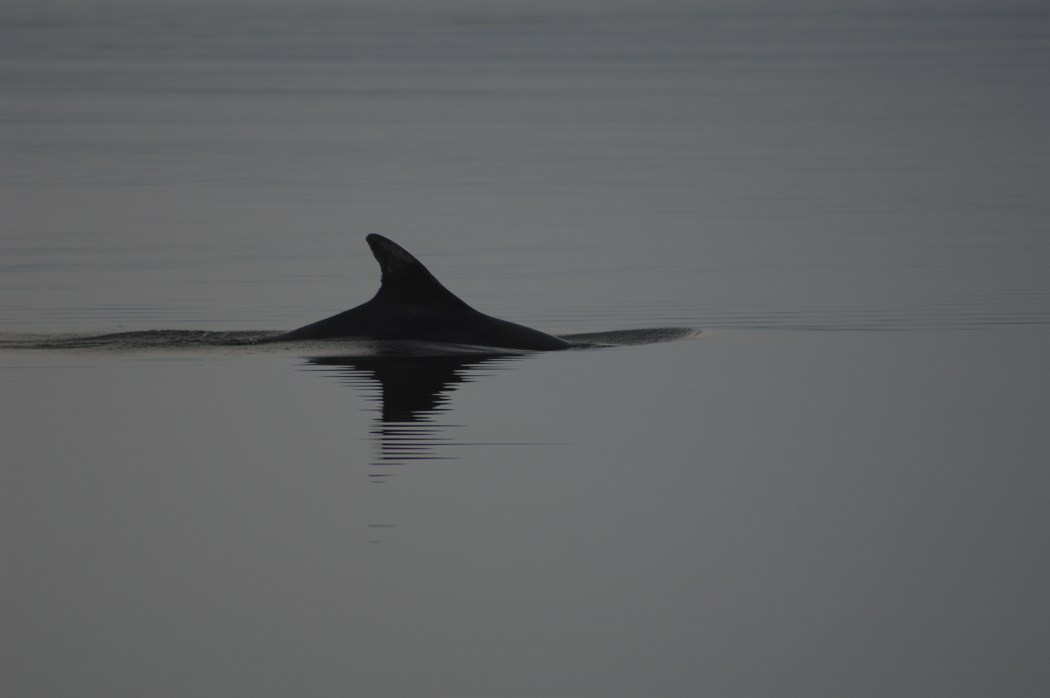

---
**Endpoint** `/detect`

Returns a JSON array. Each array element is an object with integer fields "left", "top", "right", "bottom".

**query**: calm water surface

[{"left": 2, "top": 2, "right": 1048, "bottom": 696}]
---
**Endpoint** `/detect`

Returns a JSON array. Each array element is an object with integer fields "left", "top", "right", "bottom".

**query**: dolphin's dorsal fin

[{"left": 366, "top": 234, "right": 472, "bottom": 310}]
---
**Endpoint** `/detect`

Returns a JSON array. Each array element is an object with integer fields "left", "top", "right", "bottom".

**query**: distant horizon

[{"left": 3, "top": 0, "right": 1048, "bottom": 24}]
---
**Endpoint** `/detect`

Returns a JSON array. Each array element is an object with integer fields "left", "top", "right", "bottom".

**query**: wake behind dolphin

[{"left": 274, "top": 235, "right": 572, "bottom": 351}]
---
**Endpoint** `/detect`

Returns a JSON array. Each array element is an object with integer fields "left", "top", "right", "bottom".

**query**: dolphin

[{"left": 274, "top": 235, "right": 572, "bottom": 351}]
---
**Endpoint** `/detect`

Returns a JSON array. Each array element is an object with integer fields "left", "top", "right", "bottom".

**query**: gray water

[{"left": 2, "top": 1, "right": 1048, "bottom": 696}]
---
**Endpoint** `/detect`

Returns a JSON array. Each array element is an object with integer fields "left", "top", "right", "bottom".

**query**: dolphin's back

[{"left": 275, "top": 235, "right": 571, "bottom": 351}]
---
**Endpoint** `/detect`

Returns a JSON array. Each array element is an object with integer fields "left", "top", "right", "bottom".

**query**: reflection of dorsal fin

[{"left": 366, "top": 234, "right": 472, "bottom": 309}]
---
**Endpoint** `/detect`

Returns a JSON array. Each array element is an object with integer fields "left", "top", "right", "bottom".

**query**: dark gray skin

[{"left": 274, "top": 234, "right": 572, "bottom": 351}]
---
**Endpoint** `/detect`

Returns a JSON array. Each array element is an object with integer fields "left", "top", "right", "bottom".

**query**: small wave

[
  {"left": 559, "top": 327, "right": 701, "bottom": 348},
  {"left": 0, "top": 330, "right": 284, "bottom": 352}
]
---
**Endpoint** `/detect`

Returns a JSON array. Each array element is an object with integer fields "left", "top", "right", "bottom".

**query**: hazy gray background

[{"left": 2, "top": 1, "right": 1048, "bottom": 696}]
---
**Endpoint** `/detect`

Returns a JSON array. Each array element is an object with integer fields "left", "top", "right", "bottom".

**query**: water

[{"left": 2, "top": 2, "right": 1048, "bottom": 696}]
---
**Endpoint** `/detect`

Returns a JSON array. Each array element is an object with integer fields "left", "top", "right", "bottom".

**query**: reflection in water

[{"left": 307, "top": 353, "right": 528, "bottom": 475}]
